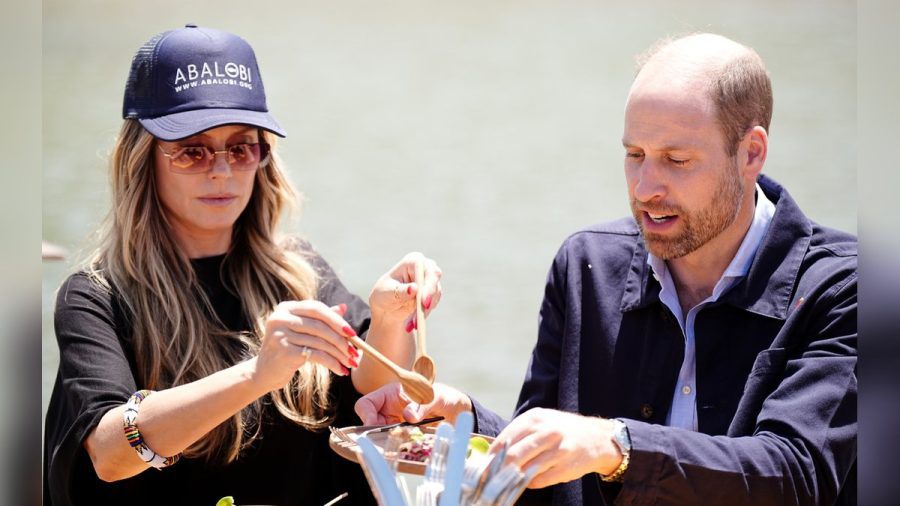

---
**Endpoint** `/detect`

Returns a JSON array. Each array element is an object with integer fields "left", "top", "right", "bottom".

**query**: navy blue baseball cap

[{"left": 123, "top": 24, "right": 286, "bottom": 141}]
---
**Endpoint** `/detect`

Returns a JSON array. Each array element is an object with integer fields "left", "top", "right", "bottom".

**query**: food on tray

[
  {"left": 388, "top": 427, "right": 492, "bottom": 463},
  {"left": 391, "top": 427, "right": 434, "bottom": 462}
]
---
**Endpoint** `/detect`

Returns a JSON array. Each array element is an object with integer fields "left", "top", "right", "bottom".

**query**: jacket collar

[{"left": 619, "top": 174, "right": 812, "bottom": 320}]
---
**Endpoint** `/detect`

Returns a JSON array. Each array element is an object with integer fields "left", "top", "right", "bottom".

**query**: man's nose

[{"left": 632, "top": 162, "right": 666, "bottom": 203}]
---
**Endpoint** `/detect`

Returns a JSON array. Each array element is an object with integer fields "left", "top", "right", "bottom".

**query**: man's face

[{"left": 622, "top": 83, "right": 745, "bottom": 260}]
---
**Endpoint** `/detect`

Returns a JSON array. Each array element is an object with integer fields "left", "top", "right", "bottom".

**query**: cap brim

[{"left": 139, "top": 108, "right": 287, "bottom": 141}]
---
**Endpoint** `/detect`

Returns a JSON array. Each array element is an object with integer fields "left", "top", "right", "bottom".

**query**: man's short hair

[{"left": 637, "top": 35, "right": 773, "bottom": 157}]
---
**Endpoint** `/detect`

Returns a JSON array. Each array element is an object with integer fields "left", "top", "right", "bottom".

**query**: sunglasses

[{"left": 156, "top": 142, "right": 270, "bottom": 174}]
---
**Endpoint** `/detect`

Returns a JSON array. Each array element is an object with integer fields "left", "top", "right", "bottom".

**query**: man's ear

[{"left": 742, "top": 125, "right": 768, "bottom": 179}]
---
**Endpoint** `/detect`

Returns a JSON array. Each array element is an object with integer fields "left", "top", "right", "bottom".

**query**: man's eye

[
  {"left": 625, "top": 152, "right": 643, "bottom": 159},
  {"left": 667, "top": 156, "right": 688, "bottom": 166}
]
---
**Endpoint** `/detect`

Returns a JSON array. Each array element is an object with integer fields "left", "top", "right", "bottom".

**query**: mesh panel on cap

[{"left": 123, "top": 31, "right": 169, "bottom": 118}]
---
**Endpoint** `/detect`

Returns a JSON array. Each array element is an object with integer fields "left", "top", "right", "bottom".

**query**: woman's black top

[{"left": 43, "top": 244, "right": 377, "bottom": 505}]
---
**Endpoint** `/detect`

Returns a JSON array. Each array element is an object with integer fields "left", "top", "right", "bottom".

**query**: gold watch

[{"left": 600, "top": 418, "right": 631, "bottom": 483}]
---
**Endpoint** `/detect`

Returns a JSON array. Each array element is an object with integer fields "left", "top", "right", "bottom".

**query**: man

[{"left": 357, "top": 33, "right": 856, "bottom": 505}]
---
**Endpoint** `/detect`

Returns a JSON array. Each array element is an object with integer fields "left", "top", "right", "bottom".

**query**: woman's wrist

[
  {"left": 237, "top": 356, "right": 278, "bottom": 396},
  {"left": 369, "top": 307, "right": 407, "bottom": 330}
]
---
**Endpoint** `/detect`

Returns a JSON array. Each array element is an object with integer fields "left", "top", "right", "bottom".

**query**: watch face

[{"left": 613, "top": 421, "right": 631, "bottom": 452}]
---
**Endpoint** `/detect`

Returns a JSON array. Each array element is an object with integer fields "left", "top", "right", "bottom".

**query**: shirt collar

[
  {"left": 645, "top": 183, "right": 775, "bottom": 298},
  {"left": 621, "top": 175, "right": 812, "bottom": 320}
]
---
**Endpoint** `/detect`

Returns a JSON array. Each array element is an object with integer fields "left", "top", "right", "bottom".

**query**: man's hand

[
  {"left": 355, "top": 382, "right": 473, "bottom": 426},
  {"left": 492, "top": 408, "right": 623, "bottom": 489}
]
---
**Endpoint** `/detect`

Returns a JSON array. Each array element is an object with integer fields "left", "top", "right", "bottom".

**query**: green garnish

[
  {"left": 216, "top": 497, "right": 235, "bottom": 506},
  {"left": 408, "top": 427, "right": 426, "bottom": 442},
  {"left": 468, "top": 436, "right": 490, "bottom": 456}
]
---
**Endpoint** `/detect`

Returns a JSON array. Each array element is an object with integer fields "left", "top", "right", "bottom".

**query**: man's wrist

[
  {"left": 593, "top": 418, "right": 623, "bottom": 476},
  {"left": 599, "top": 418, "right": 631, "bottom": 483}
]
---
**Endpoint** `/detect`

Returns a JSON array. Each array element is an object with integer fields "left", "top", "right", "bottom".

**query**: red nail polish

[
  {"left": 424, "top": 294, "right": 433, "bottom": 310},
  {"left": 407, "top": 285, "right": 413, "bottom": 295},
  {"left": 341, "top": 366, "right": 351, "bottom": 376},
  {"left": 405, "top": 319, "right": 414, "bottom": 333},
  {"left": 349, "top": 357, "right": 359, "bottom": 368},
  {"left": 413, "top": 318, "right": 418, "bottom": 330},
  {"left": 348, "top": 345, "right": 359, "bottom": 358},
  {"left": 342, "top": 325, "right": 356, "bottom": 337}
]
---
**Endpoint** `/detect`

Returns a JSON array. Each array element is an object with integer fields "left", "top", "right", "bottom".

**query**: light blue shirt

[{"left": 648, "top": 184, "right": 776, "bottom": 431}]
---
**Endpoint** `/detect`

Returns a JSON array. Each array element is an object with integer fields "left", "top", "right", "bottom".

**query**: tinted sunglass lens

[
  {"left": 228, "top": 144, "right": 261, "bottom": 170},
  {"left": 165, "top": 143, "right": 267, "bottom": 172},
  {"left": 171, "top": 146, "right": 211, "bottom": 172}
]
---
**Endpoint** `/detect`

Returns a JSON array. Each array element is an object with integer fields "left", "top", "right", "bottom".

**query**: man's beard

[{"left": 633, "top": 161, "right": 745, "bottom": 260}]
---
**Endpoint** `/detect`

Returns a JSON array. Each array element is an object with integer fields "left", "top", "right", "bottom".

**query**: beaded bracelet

[{"left": 122, "top": 390, "right": 181, "bottom": 469}]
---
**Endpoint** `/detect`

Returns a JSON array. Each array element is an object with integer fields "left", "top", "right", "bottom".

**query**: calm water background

[{"left": 42, "top": 1, "right": 856, "bottom": 421}]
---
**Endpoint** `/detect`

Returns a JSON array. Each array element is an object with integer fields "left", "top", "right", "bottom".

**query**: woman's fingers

[
  {"left": 401, "top": 280, "right": 442, "bottom": 331},
  {"left": 265, "top": 301, "right": 362, "bottom": 374},
  {"left": 272, "top": 301, "right": 358, "bottom": 358},
  {"left": 369, "top": 252, "right": 443, "bottom": 319},
  {"left": 280, "top": 328, "right": 355, "bottom": 370},
  {"left": 421, "top": 280, "right": 442, "bottom": 318},
  {"left": 284, "top": 340, "right": 350, "bottom": 377},
  {"left": 402, "top": 253, "right": 441, "bottom": 309},
  {"left": 419, "top": 260, "right": 442, "bottom": 312},
  {"left": 283, "top": 300, "right": 358, "bottom": 340},
  {"left": 287, "top": 315, "right": 355, "bottom": 361},
  {"left": 330, "top": 304, "right": 362, "bottom": 358}
]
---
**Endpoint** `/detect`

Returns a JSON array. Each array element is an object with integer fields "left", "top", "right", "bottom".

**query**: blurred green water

[{"left": 42, "top": 0, "right": 856, "bottom": 421}]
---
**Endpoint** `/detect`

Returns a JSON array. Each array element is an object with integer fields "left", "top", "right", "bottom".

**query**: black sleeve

[
  {"left": 44, "top": 272, "right": 137, "bottom": 506},
  {"left": 282, "top": 237, "right": 372, "bottom": 339}
]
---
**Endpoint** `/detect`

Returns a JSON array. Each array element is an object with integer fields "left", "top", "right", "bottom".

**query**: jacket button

[{"left": 640, "top": 403, "right": 654, "bottom": 419}]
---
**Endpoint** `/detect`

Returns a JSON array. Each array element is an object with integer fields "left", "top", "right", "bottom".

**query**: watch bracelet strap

[
  {"left": 600, "top": 419, "right": 630, "bottom": 483},
  {"left": 600, "top": 447, "right": 630, "bottom": 483}
]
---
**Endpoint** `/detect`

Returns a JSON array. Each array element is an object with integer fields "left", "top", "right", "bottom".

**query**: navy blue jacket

[{"left": 474, "top": 175, "right": 857, "bottom": 505}]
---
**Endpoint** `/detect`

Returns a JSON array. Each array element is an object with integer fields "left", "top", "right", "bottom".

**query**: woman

[{"left": 43, "top": 25, "right": 442, "bottom": 505}]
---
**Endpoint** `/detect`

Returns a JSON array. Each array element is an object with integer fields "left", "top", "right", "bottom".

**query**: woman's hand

[
  {"left": 253, "top": 300, "right": 361, "bottom": 392},
  {"left": 368, "top": 252, "right": 443, "bottom": 332},
  {"left": 351, "top": 252, "right": 443, "bottom": 394}
]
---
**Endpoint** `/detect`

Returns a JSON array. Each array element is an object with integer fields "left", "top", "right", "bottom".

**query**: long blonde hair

[{"left": 87, "top": 119, "right": 334, "bottom": 463}]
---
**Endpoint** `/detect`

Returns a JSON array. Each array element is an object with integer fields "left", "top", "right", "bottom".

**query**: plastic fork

[
  {"left": 417, "top": 423, "right": 453, "bottom": 506},
  {"left": 328, "top": 426, "right": 356, "bottom": 445},
  {"left": 329, "top": 417, "right": 444, "bottom": 447}
]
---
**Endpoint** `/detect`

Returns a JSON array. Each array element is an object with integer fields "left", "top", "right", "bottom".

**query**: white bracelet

[{"left": 123, "top": 390, "right": 181, "bottom": 469}]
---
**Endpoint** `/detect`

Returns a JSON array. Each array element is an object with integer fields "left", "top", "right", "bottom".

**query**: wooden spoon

[
  {"left": 412, "top": 261, "right": 437, "bottom": 383},
  {"left": 345, "top": 334, "right": 435, "bottom": 404}
]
